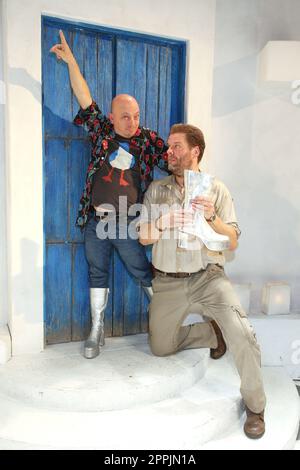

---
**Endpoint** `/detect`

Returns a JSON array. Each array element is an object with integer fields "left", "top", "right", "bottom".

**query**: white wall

[
  {"left": 0, "top": 0, "right": 8, "bottom": 328},
  {"left": 212, "top": 0, "right": 300, "bottom": 314},
  {"left": 2, "top": 0, "right": 216, "bottom": 354}
]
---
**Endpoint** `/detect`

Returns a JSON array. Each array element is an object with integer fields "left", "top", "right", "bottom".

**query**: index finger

[{"left": 59, "top": 30, "right": 67, "bottom": 44}]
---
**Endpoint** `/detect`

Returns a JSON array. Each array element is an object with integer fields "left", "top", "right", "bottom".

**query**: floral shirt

[{"left": 73, "top": 101, "right": 169, "bottom": 229}]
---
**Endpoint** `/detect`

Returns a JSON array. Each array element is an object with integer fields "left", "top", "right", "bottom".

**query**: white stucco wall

[
  {"left": 212, "top": 0, "right": 300, "bottom": 314},
  {"left": 2, "top": 0, "right": 216, "bottom": 355},
  {"left": 0, "top": 0, "right": 8, "bottom": 328}
]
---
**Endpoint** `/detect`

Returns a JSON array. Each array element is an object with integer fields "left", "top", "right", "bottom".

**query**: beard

[{"left": 168, "top": 162, "right": 184, "bottom": 176}]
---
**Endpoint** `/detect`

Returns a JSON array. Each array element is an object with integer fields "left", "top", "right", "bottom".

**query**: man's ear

[
  {"left": 108, "top": 113, "right": 114, "bottom": 124},
  {"left": 192, "top": 146, "right": 200, "bottom": 161}
]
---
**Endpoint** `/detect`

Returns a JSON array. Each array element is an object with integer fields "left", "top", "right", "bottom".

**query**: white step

[
  {"left": 0, "top": 334, "right": 208, "bottom": 412},
  {"left": 0, "top": 335, "right": 298, "bottom": 450}
]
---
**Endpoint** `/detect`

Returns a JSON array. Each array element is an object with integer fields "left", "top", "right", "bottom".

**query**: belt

[
  {"left": 90, "top": 209, "right": 136, "bottom": 223},
  {"left": 92, "top": 212, "right": 126, "bottom": 222},
  {"left": 154, "top": 268, "right": 202, "bottom": 279},
  {"left": 94, "top": 213, "right": 118, "bottom": 222}
]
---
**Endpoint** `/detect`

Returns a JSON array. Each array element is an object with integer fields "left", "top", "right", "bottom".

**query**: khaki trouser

[{"left": 149, "top": 264, "right": 266, "bottom": 414}]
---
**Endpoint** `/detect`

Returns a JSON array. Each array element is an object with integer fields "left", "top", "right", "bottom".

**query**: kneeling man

[{"left": 138, "top": 124, "right": 266, "bottom": 439}]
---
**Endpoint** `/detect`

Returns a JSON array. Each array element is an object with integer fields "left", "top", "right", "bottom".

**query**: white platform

[
  {"left": 0, "top": 334, "right": 299, "bottom": 450},
  {"left": 249, "top": 313, "right": 300, "bottom": 379}
]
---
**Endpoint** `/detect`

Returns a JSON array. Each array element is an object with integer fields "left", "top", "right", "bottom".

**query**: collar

[
  {"left": 160, "top": 169, "right": 201, "bottom": 188},
  {"left": 160, "top": 175, "right": 184, "bottom": 199},
  {"left": 160, "top": 175, "right": 177, "bottom": 188},
  {"left": 162, "top": 175, "right": 185, "bottom": 194}
]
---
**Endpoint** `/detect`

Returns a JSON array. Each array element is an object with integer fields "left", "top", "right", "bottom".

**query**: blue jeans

[{"left": 84, "top": 216, "right": 153, "bottom": 288}]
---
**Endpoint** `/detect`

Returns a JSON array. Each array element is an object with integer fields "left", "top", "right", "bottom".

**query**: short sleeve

[
  {"left": 139, "top": 183, "right": 161, "bottom": 226},
  {"left": 143, "top": 129, "right": 169, "bottom": 172},
  {"left": 214, "top": 181, "right": 241, "bottom": 238},
  {"left": 73, "top": 100, "right": 112, "bottom": 142}
]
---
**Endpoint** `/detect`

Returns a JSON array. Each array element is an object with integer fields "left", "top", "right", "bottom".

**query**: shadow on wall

[
  {"left": 8, "top": 67, "right": 41, "bottom": 103},
  {"left": 212, "top": 53, "right": 296, "bottom": 118}
]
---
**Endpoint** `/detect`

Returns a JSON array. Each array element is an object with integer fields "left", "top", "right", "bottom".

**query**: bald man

[{"left": 51, "top": 31, "right": 169, "bottom": 359}]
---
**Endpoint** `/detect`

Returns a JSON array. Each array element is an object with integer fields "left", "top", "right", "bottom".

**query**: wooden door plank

[
  {"left": 42, "top": 25, "right": 73, "bottom": 138},
  {"left": 104, "top": 255, "right": 114, "bottom": 339},
  {"left": 123, "top": 269, "right": 141, "bottom": 336},
  {"left": 69, "top": 139, "right": 90, "bottom": 242},
  {"left": 71, "top": 30, "right": 97, "bottom": 138},
  {"left": 116, "top": 39, "right": 147, "bottom": 124},
  {"left": 71, "top": 243, "right": 90, "bottom": 341},
  {"left": 158, "top": 46, "right": 172, "bottom": 141},
  {"left": 112, "top": 249, "right": 124, "bottom": 336},
  {"left": 97, "top": 36, "right": 114, "bottom": 116},
  {"left": 140, "top": 246, "right": 152, "bottom": 333},
  {"left": 45, "top": 244, "right": 72, "bottom": 344},
  {"left": 145, "top": 44, "right": 159, "bottom": 131},
  {"left": 44, "top": 139, "right": 69, "bottom": 241}
]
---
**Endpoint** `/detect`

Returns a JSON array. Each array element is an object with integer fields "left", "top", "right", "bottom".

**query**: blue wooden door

[{"left": 42, "top": 16, "right": 186, "bottom": 344}]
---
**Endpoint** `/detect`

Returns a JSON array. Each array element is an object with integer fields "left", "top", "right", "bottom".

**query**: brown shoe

[
  {"left": 210, "top": 320, "right": 227, "bottom": 360},
  {"left": 244, "top": 406, "right": 265, "bottom": 439}
]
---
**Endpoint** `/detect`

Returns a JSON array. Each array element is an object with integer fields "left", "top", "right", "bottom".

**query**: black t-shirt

[{"left": 91, "top": 135, "right": 141, "bottom": 214}]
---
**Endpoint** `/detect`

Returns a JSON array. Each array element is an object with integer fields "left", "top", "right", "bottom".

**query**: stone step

[
  {"left": 0, "top": 335, "right": 298, "bottom": 450},
  {"left": 0, "top": 334, "right": 208, "bottom": 412},
  {"left": 201, "top": 365, "right": 300, "bottom": 450}
]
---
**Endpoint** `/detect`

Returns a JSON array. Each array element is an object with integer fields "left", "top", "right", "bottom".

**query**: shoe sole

[
  {"left": 244, "top": 429, "right": 265, "bottom": 439},
  {"left": 84, "top": 348, "right": 100, "bottom": 359}
]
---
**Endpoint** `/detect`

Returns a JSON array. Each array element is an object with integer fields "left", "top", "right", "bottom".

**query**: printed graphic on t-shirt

[
  {"left": 108, "top": 142, "right": 135, "bottom": 170},
  {"left": 102, "top": 142, "right": 137, "bottom": 187},
  {"left": 91, "top": 140, "right": 141, "bottom": 210}
]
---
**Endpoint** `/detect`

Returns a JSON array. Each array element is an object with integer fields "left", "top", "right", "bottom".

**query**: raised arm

[{"left": 50, "top": 30, "right": 92, "bottom": 110}]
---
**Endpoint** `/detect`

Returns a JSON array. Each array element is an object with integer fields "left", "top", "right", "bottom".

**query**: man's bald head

[
  {"left": 111, "top": 94, "right": 139, "bottom": 113},
  {"left": 109, "top": 94, "right": 140, "bottom": 138}
]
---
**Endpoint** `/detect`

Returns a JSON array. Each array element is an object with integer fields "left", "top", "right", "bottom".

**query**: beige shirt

[{"left": 140, "top": 175, "right": 241, "bottom": 273}]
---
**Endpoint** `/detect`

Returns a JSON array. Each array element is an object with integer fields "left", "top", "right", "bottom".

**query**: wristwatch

[{"left": 206, "top": 212, "right": 217, "bottom": 223}]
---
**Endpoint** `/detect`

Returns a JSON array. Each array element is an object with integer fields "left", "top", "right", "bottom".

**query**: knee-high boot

[{"left": 84, "top": 288, "right": 109, "bottom": 359}]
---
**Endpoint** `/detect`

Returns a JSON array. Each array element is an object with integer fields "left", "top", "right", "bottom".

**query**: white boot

[
  {"left": 84, "top": 288, "right": 109, "bottom": 359},
  {"left": 181, "top": 212, "right": 230, "bottom": 251},
  {"left": 143, "top": 285, "right": 153, "bottom": 301}
]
